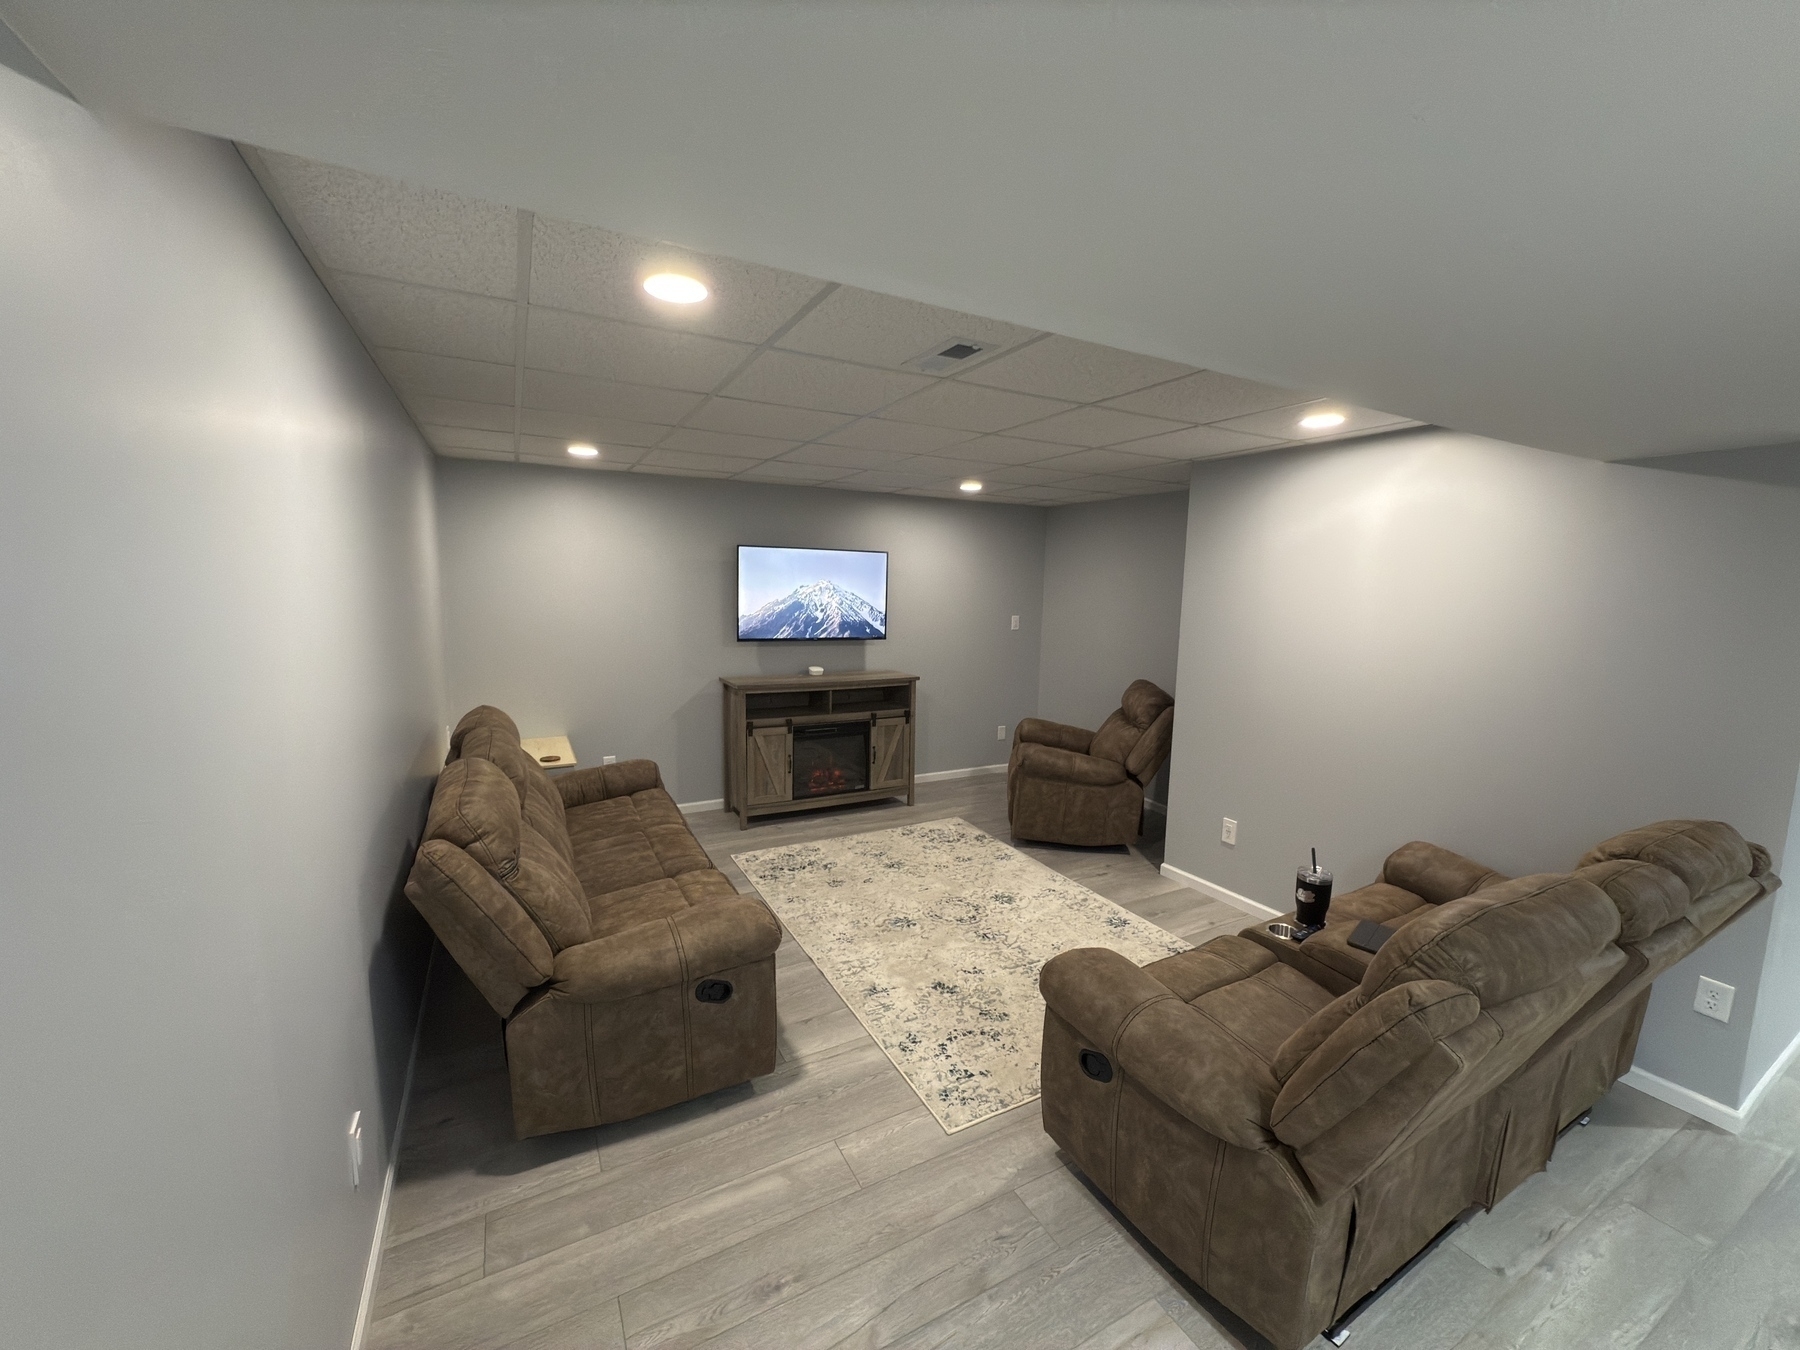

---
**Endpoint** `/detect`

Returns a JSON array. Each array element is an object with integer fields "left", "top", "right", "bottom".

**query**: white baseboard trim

[
  {"left": 1622, "top": 1024, "right": 1800, "bottom": 1135},
  {"left": 678, "top": 798, "right": 725, "bottom": 814},
  {"left": 349, "top": 944, "right": 434, "bottom": 1349},
  {"left": 1159, "top": 862, "right": 1281, "bottom": 918},
  {"left": 916, "top": 763, "right": 1006, "bottom": 783}
]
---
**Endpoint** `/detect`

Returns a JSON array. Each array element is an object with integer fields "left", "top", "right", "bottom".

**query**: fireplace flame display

[{"left": 792, "top": 722, "right": 870, "bottom": 798}]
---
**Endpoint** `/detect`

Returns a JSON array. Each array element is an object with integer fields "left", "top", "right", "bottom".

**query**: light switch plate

[
  {"left": 1695, "top": 976, "right": 1734, "bottom": 1023},
  {"left": 1010, "top": 615, "right": 1020, "bottom": 630},
  {"left": 1221, "top": 818, "right": 1238, "bottom": 846},
  {"left": 997, "top": 724, "right": 1007, "bottom": 741},
  {"left": 347, "top": 1110, "right": 364, "bottom": 1189}
]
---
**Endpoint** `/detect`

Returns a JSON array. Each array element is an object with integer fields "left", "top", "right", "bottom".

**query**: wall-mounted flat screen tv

[{"left": 737, "top": 546, "right": 888, "bottom": 640}]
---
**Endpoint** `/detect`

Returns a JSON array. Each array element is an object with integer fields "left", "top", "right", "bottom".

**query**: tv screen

[{"left": 738, "top": 546, "right": 888, "bottom": 640}]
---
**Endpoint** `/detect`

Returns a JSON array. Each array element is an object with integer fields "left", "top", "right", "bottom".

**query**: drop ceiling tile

[
  {"left": 1036, "top": 447, "right": 1172, "bottom": 475},
  {"left": 375, "top": 348, "right": 517, "bottom": 405},
  {"left": 521, "top": 369, "right": 705, "bottom": 424},
  {"left": 516, "top": 408, "right": 669, "bottom": 448},
  {"left": 685, "top": 397, "right": 856, "bottom": 442},
  {"left": 1102, "top": 369, "right": 1305, "bottom": 423},
  {"left": 518, "top": 452, "right": 630, "bottom": 472},
  {"left": 330, "top": 273, "right": 516, "bottom": 365},
  {"left": 732, "top": 461, "right": 861, "bottom": 484},
  {"left": 424, "top": 425, "right": 514, "bottom": 455},
  {"left": 881, "top": 381, "right": 1074, "bottom": 433},
  {"left": 990, "top": 484, "right": 1095, "bottom": 503},
  {"left": 901, "top": 455, "right": 1008, "bottom": 481},
  {"left": 1056, "top": 474, "right": 1180, "bottom": 495},
  {"left": 1114, "top": 424, "right": 1281, "bottom": 459},
  {"left": 630, "top": 463, "right": 737, "bottom": 479},
  {"left": 518, "top": 434, "right": 644, "bottom": 465},
  {"left": 526, "top": 308, "right": 753, "bottom": 391},
  {"left": 658, "top": 427, "right": 796, "bottom": 460},
  {"left": 258, "top": 151, "right": 519, "bottom": 297},
  {"left": 948, "top": 434, "right": 1088, "bottom": 466},
  {"left": 1212, "top": 401, "right": 1412, "bottom": 440},
  {"left": 435, "top": 445, "right": 516, "bottom": 463},
  {"left": 775, "top": 285, "right": 1038, "bottom": 370},
  {"left": 530, "top": 217, "right": 827, "bottom": 344},
  {"left": 1121, "top": 459, "right": 1199, "bottom": 483},
  {"left": 636, "top": 447, "right": 765, "bottom": 474},
  {"left": 778, "top": 443, "right": 917, "bottom": 470},
  {"left": 960, "top": 334, "right": 1196, "bottom": 403},
  {"left": 831, "top": 467, "right": 964, "bottom": 490},
  {"left": 978, "top": 465, "right": 1087, "bottom": 487},
  {"left": 719, "top": 350, "right": 933, "bottom": 415},
  {"left": 818, "top": 418, "right": 980, "bottom": 454},
  {"left": 402, "top": 395, "right": 516, "bottom": 434},
  {"left": 1006, "top": 405, "right": 1190, "bottom": 448}
]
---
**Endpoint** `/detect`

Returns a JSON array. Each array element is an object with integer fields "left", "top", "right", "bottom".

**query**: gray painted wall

[
  {"left": 1165, "top": 429, "right": 1800, "bottom": 1108},
  {"left": 0, "top": 74, "right": 444, "bottom": 1349},
  {"left": 434, "top": 460, "right": 1045, "bottom": 804},
  {"left": 1038, "top": 491, "right": 1189, "bottom": 804}
]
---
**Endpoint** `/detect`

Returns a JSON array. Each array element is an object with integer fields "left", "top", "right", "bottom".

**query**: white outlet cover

[
  {"left": 1222, "top": 817, "right": 1238, "bottom": 845},
  {"left": 1010, "top": 615, "right": 1020, "bottom": 630},
  {"left": 1695, "top": 976, "right": 1735, "bottom": 1023},
  {"left": 998, "top": 724, "right": 1007, "bottom": 740},
  {"left": 602, "top": 755, "right": 617, "bottom": 765}
]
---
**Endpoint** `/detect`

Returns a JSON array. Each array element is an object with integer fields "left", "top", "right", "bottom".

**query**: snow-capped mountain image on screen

[{"left": 738, "top": 546, "right": 888, "bottom": 640}]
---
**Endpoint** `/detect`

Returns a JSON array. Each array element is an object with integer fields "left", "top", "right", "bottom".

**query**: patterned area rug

[{"left": 733, "top": 817, "right": 1189, "bottom": 1133}]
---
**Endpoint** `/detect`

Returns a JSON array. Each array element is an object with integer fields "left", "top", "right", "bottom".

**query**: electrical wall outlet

[
  {"left": 1695, "top": 976, "right": 1735, "bottom": 1023},
  {"left": 602, "top": 755, "right": 617, "bottom": 765},
  {"left": 997, "top": 724, "right": 1007, "bottom": 741},
  {"left": 347, "top": 1111, "right": 364, "bottom": 1189},
  {"left": 1221, "top": 817, "right": 1238, "bottom": 846},
  {"left": 1010, "top": 615, "right": 1020, "bottom": 630}
]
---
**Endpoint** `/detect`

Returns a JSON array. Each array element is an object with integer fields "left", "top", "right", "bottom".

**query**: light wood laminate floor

[{"left": 365, "top": 775, "right": 1800, "bottom": 1350}]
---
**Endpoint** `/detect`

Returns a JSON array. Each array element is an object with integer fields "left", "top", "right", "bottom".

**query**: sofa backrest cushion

[
  {"left": 425, "top": 745, "right": 590, "bottom": 952},
  {"left": 454, "top": 722, "right": 574, "bottom": 869},
  {"left": 426, "top": 757, "right": 521, "bottom": 876},
  {"left": 1124, "top": 706, "right": 1174, "bottom": 787},
  {"left": 1271, "top": 979, "right": 1481, "bottom": 1149},
  {"left": 1361, "top": 873, "right": 1620, "bottom": 1006},
  {"left": 1573, "top": 858, "right": 1691, "bottom": 942},
  {"left": 405, "top": 839, "right": 554, "bottom": 1017},
  {"left": 1088, "top": 710, "right": 1139, "bottom": 765},
  {"left": 1380, "top": 842, "right": 1507, "bottom": 907},
  {"left": 1579, "top": 820, "right": 1754, "bottom": 900},
  {"left": 447, "top": 704, "right": 520, "bottom": 760},
  {"left": 1120, "top": 679, "right": 1174, "bottom": 728}
]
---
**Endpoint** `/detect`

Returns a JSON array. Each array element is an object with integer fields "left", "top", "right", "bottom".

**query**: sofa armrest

[
  {"left": 1014, "top": 718, "right": 1095, "bottom": 755},
  {"left": 1012, "top": 742, "right": 1129, "bottom": 787},
  {"left": 556, "top": 759, "right": 663, "bottom": 810},
  {"left": 1041, "top": 947, "right": 1277, "bottom": 1150},
  {"left": 550, "top": 896, "right": 781, "bottom": 1002}
]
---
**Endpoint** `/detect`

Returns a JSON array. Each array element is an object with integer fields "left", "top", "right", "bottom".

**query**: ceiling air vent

[{"left": 906, "top": 338, "right": 993, "bottom": 375}]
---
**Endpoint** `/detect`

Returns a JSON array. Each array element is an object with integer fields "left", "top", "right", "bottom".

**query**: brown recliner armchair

[
  {"left": 404, "top": 707, "right": 781, "bottom": 1138},
  {"left": 1008, "top": 680, "right": 1174, "bottom": 846}
]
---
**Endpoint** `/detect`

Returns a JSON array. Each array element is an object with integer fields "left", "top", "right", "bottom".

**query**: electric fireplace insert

[{"left": 792, "top": 722, "right": 871, "bottom": 798}]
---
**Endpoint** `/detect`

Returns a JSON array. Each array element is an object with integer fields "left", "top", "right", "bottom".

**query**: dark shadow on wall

[
  {"left": 364, "top": 771, "right": 439, "bottom": 1149},
  {"left": 1621, "top": 441, "right": 1800, "bottom": 489}
]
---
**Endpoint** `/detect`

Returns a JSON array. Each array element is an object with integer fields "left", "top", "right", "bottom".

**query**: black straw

[{"left": 1311, "top": 847, "right": 1318, "bottom": 874}]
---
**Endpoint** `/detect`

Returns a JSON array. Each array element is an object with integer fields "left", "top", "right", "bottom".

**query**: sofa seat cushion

[
  {"left": 588, "top": 877, "right": 695, "bottom": 938},
  {"left": 1145, "top": 936, "right": 1337, "bottom": 1066},
  {"left": 567, "top": 787, "right": 715, "bottom": 897}
]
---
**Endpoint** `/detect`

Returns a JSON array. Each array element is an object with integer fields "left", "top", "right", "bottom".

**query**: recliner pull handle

[
  {"left": 695, "top": 979, "right": 734, "bottom": 1004},
  {"left": 1079, "top": 1049, "right": 1114, "bottom": 1083}
]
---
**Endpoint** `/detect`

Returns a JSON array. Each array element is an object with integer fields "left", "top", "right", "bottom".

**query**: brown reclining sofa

[
  {"left": 1040, "top": 820, "right": 1778, "bottom": 1350},
  {"left": 404, "top": 706, "right": 781, "bottom": 1138}
]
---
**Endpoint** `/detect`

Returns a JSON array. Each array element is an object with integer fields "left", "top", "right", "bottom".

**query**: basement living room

[{"left": 5, "top": 8, "right": 1800, "bottom": 1350}]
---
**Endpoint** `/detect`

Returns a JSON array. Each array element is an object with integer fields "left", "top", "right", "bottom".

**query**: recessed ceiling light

[
  {"left": 1299, "top": 411, "right": 1348, "bottom": 431},
  {"left": 643, "top": 273, "right": 708, "bottom": 304},
  {"left": 960, "top": 480, "right": 983, "bottom": 493},
  {"left": 567, "top": 443, "right": 600, "bottom": 458}
]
